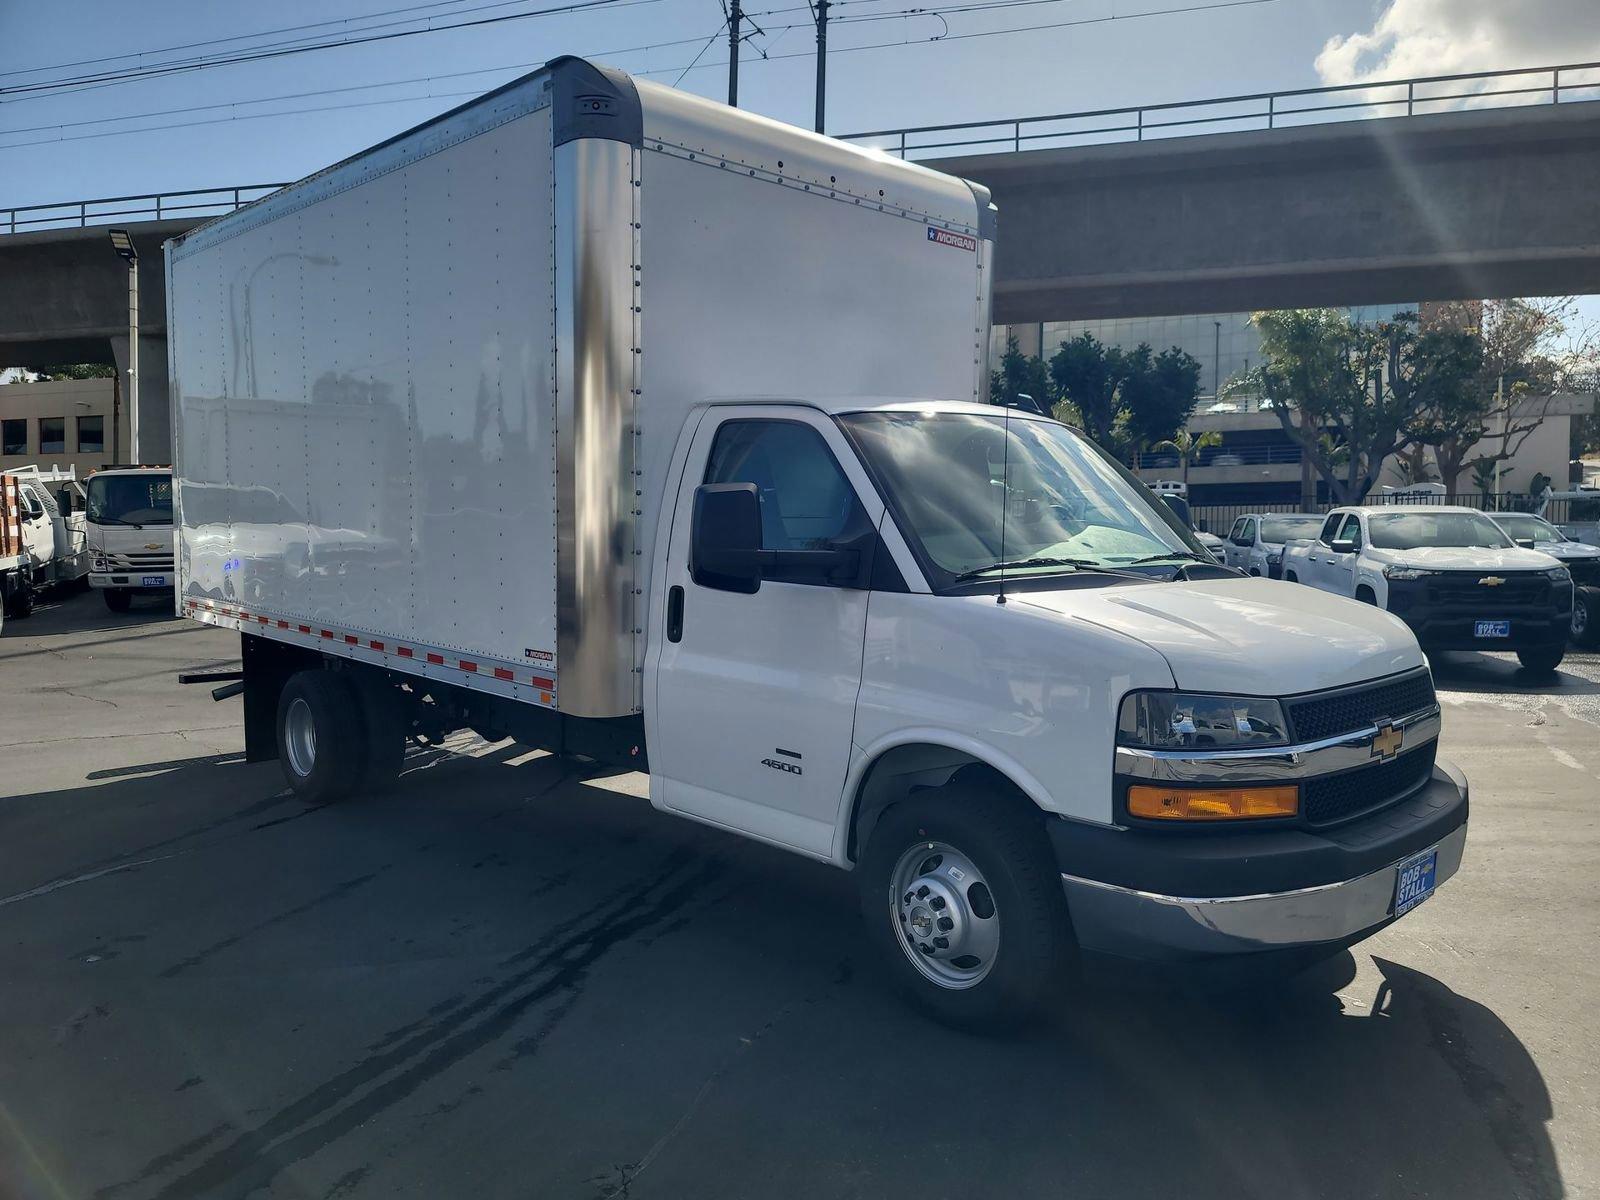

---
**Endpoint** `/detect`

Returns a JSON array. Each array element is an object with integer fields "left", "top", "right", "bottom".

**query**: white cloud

[{"left": 1315, "top": 0, "right": 1600, "bottom": 86}]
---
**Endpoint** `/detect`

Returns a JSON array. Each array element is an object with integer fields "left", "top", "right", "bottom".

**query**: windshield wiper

[
  {"left": 952, "top": 556, "right": 1104, "bottom": 582},
  {"left": 1125, "top": 550, "right": 1209, "bottom": 566},
  {"left": 93, "top": 515, "right": 143, "bottom": 528}
]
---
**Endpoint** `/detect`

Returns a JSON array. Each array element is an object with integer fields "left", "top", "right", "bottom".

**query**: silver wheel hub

[
  {"left": 890, "top": 841, "right": 999, "bottom": 990},
  {"left": 285, "top": 697, "right": 317, "bottom": 779}
]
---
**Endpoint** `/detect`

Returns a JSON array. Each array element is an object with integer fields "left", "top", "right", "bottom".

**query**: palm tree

[{"left": 1150, "top": 429, "right": 1223, "bottom": 484}]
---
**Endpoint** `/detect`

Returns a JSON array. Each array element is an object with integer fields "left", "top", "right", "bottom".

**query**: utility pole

[
  {"left": 814, "top": 0, "right": 829, "bottom": 133},
  {"left": 727, "top": 0, "right": 742, "bottom": 106}
]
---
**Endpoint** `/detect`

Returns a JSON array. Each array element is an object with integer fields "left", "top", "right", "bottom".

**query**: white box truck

[{"left": 167, "top": 58, "right": 1468, "bottom": 1026}]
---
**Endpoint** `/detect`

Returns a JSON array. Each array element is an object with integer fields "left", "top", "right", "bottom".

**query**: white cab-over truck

[
  {"left": 85, "top": 466, "right": 175, "bottom": 612},
  {"left": 1280, "top": 505, "right": 1572, "bottom": 675},
  {"left": 167, "top": 59, "right": 1469, "bottom": 1026}
]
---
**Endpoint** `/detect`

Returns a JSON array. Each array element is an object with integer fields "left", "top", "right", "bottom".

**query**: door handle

[{"left": 666, "top": 585, "right": 684, "bottom": 643}]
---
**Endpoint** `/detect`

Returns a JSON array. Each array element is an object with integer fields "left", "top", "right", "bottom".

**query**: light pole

[
  {"left": 814, "top": 0, "right": 830, "bottom": 132},
  {"left": 109, "top": 229, "right": 138, "bottom": 462},
  {"left": 728, "top": 0, "right": 743, "bottom": 106}
]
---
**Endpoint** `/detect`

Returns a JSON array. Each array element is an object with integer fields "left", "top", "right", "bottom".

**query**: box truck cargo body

[
  {"left": 169, "top": 58, "right": 993, "bottom": 719},
  {"left": 169, "top": 59, "right": 1469, "bottom": 1027}
]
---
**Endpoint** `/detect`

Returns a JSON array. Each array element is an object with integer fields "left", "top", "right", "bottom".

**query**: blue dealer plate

[
  {"left": 1474, "top": 619, "right": 1510, "bottom": 638},
  {"left": 1394, "top": 846, "right": 1439, "bottom": 916},
  {"left": 141, "top": 575, "right": 165, "bottom": 587}
]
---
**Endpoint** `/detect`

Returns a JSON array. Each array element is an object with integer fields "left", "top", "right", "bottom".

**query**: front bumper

[
  {"left": 90, "top": 572, "right": 173, "bottom": 591},
  {"left": 1052, "top": 760, "right": 1468, "bottom": 962}
]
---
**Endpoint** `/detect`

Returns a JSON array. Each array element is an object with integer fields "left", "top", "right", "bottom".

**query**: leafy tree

[
  {"left": 32, "top": 363, "right": 116, "bottom": 380},
  {"left": 989, "top": 334, "right": 1053, "bottom": 413},
  {"left": 1149, "top": 429, "right": 1222, "bottom": 485},
  {"left": 1048, "top": 333, "right": 1200, "bottom": 457}
]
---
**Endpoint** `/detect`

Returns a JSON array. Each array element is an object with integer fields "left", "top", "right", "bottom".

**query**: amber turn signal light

[{"left": 1127, "top": 784, "right": 1299, "bottom": 821}]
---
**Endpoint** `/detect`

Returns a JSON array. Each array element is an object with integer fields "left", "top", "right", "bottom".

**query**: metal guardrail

[
  {"left": 2, "top": 185, "right": 288, "bottom": 235},
  {"left": 1135, "top": 444, "right": 1302, "bottom": 469},
  {"left": 841, "top": 60, "right": 1600, "bottom": 160}
]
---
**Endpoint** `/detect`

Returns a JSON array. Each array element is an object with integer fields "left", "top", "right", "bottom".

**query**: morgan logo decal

[{"left": 927, "top": 227, "right": 977, "bottom": 252}]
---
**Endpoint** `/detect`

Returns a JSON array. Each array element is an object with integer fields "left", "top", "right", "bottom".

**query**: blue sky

[{"left": 4, "top": 0, "right": 1596, "bottom": 208}]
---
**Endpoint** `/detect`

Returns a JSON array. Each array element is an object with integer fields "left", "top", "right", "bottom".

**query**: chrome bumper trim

[
  {"left": 1061, "top": 821, "right": 1467, "bottom": 960},
  {"left": 1115, "top": 705, "right": 1440, "bottom": 784}
]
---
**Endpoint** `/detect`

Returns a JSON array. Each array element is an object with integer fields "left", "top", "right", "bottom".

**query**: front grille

[
  {"left": 106, "top": 552, "right": 174, "bottom": 571},
  {"left": 1426, "top": 572, "right": 1548, "bottom": 608},
  {"left": 1302, "top": 742, "right": 1437, "bottom": 826},
  {"left": 1286, "top": 670, "right": 1436, "bottom": 743}
]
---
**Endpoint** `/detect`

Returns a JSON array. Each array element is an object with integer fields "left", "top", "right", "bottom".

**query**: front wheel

[
  {"left": 858, "top": 779, "right": 1076, "bottom": 1030},
  {"left": 102, "top": 588, "right": 132, "bottom": 613},
  {"left": 1285, "top": 570, "right": 1299, "bottom": 583},
  {"left": 1516, "top": 646, "right": 1565, "bottom": 676},
  {"left": 4, "top": 578, "right": 35, "bottom": 619}
]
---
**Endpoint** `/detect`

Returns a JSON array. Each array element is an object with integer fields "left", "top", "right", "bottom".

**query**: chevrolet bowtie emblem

[
  {"left": 1479, "top": 576, "right": 1506, "bottom": 586},
  {"left": 144, "top": 543, "right": 161, "bottom": 550},
  {"left": 1371, "top": 724, "right": 1404, "bottom": 761}
]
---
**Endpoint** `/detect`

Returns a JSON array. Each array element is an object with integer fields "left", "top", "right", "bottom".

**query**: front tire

[
  {"left": 1285, "top": 570, "right": 1298, "bottom": 583},
  {"left": 1516, "top": 646, "right": 1565, "bottom": 676},
  {"left": 858, "top": 779, "right": 1075, "bottom": 1030},
  {"left": 5, "top": 578, "right": 35, "bottom": 619},
  {"left": 103, "top": 588, "right": 132, "bottom": 613},
  {"left": 276, "top": 670, "right": 368, "bottom": 803}
]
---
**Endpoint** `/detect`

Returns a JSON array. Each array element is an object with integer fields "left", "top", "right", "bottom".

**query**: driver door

[
  {"left": 1326, "top": 513, "right": 1362, "bottom": 594},
  {"left": 649, "top": 407, "right": 885, "bottom": 859}
]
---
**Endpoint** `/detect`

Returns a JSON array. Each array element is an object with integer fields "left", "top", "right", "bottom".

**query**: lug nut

[
  {"left": 903, "top": 892, "right": 913, "bottom": 905},
  {"left": 918, "top": 942, "right": 932, "bottom": 954},
  {"left": 929, "top": 896, "right": 946, "bottom": 911},
  {"left": 932, "top": 936, "right": 949, "bottom": 950},
  {"left": 915, "top": 885, "right": 930, "bottom": 900},
  {"left": 937, "top": 916, "right": 953, "bottom": 932},
  {"left": 898, "top": 912, "right": 907, "bottom": 923}
]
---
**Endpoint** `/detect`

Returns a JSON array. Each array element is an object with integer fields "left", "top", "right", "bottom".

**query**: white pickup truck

[
  {"left": 1281, "top": 505, "right": 1573, "bottom": 673},
  {"left": 166, "top": 58, "right": 1469, "bottom": 1027}
]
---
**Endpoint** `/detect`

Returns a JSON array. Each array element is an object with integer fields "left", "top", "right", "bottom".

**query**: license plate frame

[
  {"left": 1474, "top": 619, "right": 1510, "bottom": 638},
  {"left": 140, "top": 575, "right": 166, "bottom": 588},
  {"left": 1394, "top": 845, "right": 1439, "bottom": 917}
]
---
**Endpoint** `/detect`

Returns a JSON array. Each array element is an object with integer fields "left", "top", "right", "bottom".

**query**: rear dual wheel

[
  {"left": 276, "top": 669, "right": 408, "bottom": 802},
  {"left": 858, "top": 780, "right": 1076, "bottom": 1030}
]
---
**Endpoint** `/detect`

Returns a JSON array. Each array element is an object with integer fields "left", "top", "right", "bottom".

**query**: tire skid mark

[
  {"left": 92, "top": 1122, "right": 235, "bottom": 1199},
  {"left": 102, "top": 850, "right": 716, "bottom": 1200}
]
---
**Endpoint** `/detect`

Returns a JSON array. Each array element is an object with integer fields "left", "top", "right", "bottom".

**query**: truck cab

[
  {"left": 85, "top": 467, "right": 174, "bottom": 612},
  {"left": 1281, "top": 505, "right": 1572, "bottom": 673}
]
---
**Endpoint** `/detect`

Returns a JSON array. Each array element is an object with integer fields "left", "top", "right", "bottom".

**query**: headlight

[
  {"left": 1117, "top": 691, "right": 1290, "bottom": 750},
  {"left": 92, "top": 557, "right": 108, "bottom": 571},
  {"left": 1384, "top": 564, "right": 1433, "bottom": 580},
  {"left": 1546, "top": 566, "right": 1571, "bottom": 583}
]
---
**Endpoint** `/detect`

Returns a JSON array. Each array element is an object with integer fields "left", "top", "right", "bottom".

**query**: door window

[
  {"left": 1241, "top": 518, "right": 1257, "bottom": 544},
  {"left": 1337, "top": 514, "right": 1363, "bottom": 549},
  {"left": 20, "top": 486, "right": 45, "bottom": 519},
  {"left": 703, "top": 420, "right": 868, "bottom": 586},
  {"left": 1229, "top": 518, "right": 1246, "bottom": 543},
  {"left": 1319, "top": 513, "right": 1344, "bottom": 545}
]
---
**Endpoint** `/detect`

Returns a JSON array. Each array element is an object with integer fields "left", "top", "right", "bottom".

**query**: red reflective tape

[
  {"left": 321, "top": 629, "right": 334, "bottom": 640},
  {"left": 530, "top": 675, "right": 555, "bottom": 690},
  {"left": 298, "top": 625, "right": 311, "bottom": 634},
  {"left": 369, "top": 640, "right": 384, "bottom": 651},
  {"left": 344, "top": 634, "right": 358, "bottom": 645},
  {"left": 426, "top": 652, "right": 444, "bottom": 665},
  {"left": 459, "top": 660, "right": 477, "bottom": 673},
  {"left": 277, "top": 620, "right": 289, "bottom": 629},
  {"left": 258, "top": 615, "right": 269, "bottom": 625},
  {"left": 493, "top": 667, "right": 514, "bottom": 681},
  {"left": 397, "top": 646, "right": 414, "bottom": 658}
]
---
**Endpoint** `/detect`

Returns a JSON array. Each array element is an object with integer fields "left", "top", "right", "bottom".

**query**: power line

[{"left": 0, "top": 0, "right": 658, "bottom": 99}]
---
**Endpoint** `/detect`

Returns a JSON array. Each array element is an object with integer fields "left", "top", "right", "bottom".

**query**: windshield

[
  {"left": 1368, "top": 511, "right": 1513, "bottom": 551},
  {"left": 87, "top": 473, "right": 173, "bottom": 526},
  {"left": 1494, "top": 513, "right": 1561, "bottom": 542},
  {"left": 838, "top": 411, "right": 1199, "bottom": 586},
  {"left": 1261, "top": 514, "right": 1323, "bottom": 543}
]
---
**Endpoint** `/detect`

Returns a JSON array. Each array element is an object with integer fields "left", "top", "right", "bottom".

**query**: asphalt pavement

[{"left": 1, "top": 588, "right": 1596, "bottom": 1199}]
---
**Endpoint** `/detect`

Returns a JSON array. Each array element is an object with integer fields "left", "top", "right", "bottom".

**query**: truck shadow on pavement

[
  {"left": 0, "top": 746, "right": 1563, "bottom": 1200},
  {"left": 1430, "top": 648, "right": 1600, "bottom": 696}
]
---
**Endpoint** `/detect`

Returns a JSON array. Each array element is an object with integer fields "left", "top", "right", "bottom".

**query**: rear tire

[
  {"left": 858, "top": 778, "right": 1076, "bottom": 1031},
  {"left": 5, "top": 578, "right": 35, "bottom": 619},
  {"left": 1516, "top": 646, "right": 1565, "bottom": 676},
  {"left": 1355, "top": 586, "right": 1377, "bottom": 605},
  {"left": 103, "top": 588, "right": 132, "bottom": 613},
  {"left": 1572, "top": 587, "right": 1599, "bottom": 648},
  {"left": 1285, "top": 570, "right": 1298, "bottom": 583},
  {"left": 276, "top": 670, "right": 368, "bottom": 803}
]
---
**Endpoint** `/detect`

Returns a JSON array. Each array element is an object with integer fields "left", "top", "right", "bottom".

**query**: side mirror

[
  {"left": 1330, "top": 538, "right": 1358, "bottom": 554},
  {"left": 57, "top": 487, "right": 74, "bottom": 517},
  {"left": 691, "top": 483, "right": 763, "bottom": 594},
  {"left": 1515, "top": 537, "right": 1536, "bottom": 549},
  {"left": 690, "top": 482, "right": 866, "bottom": 594}
]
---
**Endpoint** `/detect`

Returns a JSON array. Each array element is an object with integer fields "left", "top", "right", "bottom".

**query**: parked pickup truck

[
  {"left": 167, "top": 57, "right": 1470, "bottom": 1027},
  {"left": 1487, "top": 511, "right": 1600, "bottom": 647},
  {"left": 1281, "top": 505, "right": 1572, "bottom": 673},
  {"left": 1222, "top": 511, "right": 1324, "bottom": 578}
]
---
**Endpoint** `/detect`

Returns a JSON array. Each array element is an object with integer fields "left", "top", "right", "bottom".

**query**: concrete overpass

[{"left": 3, "top": 63, "right": 1598, "bottom": 460}]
